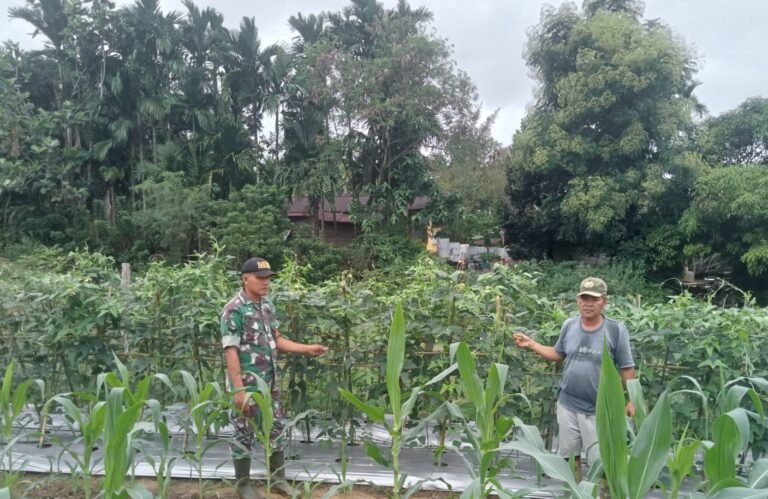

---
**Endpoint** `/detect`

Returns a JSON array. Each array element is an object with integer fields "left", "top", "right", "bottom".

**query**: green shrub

[{"left": 347, "top": 233, "right": 425, "bottom": 270}]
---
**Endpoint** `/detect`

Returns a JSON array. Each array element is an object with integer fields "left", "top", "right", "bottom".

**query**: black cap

[{"left": 241, "top": 257, "right": 275, "bottom": 276}]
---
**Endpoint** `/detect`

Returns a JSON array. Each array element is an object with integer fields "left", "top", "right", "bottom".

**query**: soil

[{"left": 11, "top": 474, "right": 459, "bottom": 498}]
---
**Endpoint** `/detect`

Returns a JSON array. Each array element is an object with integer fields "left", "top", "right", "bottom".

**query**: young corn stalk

[
  {"left": 42, "top": 394, "right": 106, "bottom": 499},
  {"left": 241, "top": 376, "right": 277, "bottom": 495},
  {"left": 138, "top": 420, "right": 177, "bottom": 499},
  {"left": 101, "top": 386, "right": 147, "bottom": 499},
  {"left": 243, "top": 373, "right": 327, "bottom": 497},
  {"left": 596, "top": 342, "right": 672, "bottom": 499},
  {"left": 338, "top": 302, "right": 457, "bottom": 499},
  {"left": 445, "top": 342, "right": 530, "bottom": 499},
  {"left": 97, "top": 355, "right": 166, "bottom": 498},
  {"left": 177, "top": 370, "right": 226, "bottom": 497},
  {"left": 0, "top": 361, "right": 40, "bottom": 492}
]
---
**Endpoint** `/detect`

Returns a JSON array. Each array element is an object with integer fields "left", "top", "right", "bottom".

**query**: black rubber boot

[
  {"left": 234, "top": 458, "right": 262, "bottom": 499},
  {"left": 270, "top": 450, "right": 300, "bottom": 497}
]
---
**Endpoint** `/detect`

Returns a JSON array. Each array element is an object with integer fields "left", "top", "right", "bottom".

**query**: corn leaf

[
  {"left": 179, "top": 371, "right": 199, "bottom": 405},
  {"left": 596, "top": 340, "right": 629, "bottom": 499},
  {"left": 627, "top": 378, "right": 647, "bottom": 428},
  {"left": 513, "top": 417, "right": 545, "bottom": 451},
  {"left": 504, "top": 440, "right": 593, "bottom": 499},
  {"left": 749, "top": 459, "right": 768, "bottom": 489},
  {"left": 705, "top": 409, "right": 750, "bottom": 484},
  {"left": 1, "top": 361, "right": 13, "bottom": 408},
  {"left": 456, "top": 343, "right": 484, "bottom": 409},
  {"left": 667, "top": 430, "right": 699, "bottom": 493},
  {"left": 365, "top": 441, "right": 391, "bottom": 466},
  {"left": 403, "top": 403, "right": 448, "bottom": 441},
  {"left": 338, "top": 388, "right": 385, "bottom": 424},
  {"left": 628, "top": 390, "right": 672, "bottom": 499},
  {"left": 400, "top": 387, "right": 422, "bottom": 427},
  {"left": 103, "top": 391, "right": 143, "bottom": 498},
  {"left": 708, "top": 488, "right": 768, "bottom": 499},
  {"left": 112, "top": 352, "right": 130, "bottom": 385},
  {"left": 387, "top": 302, "right": 406, "bottom": 424}
]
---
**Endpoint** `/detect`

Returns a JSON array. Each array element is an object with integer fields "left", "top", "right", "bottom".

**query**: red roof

[{"left": 287, "top": 195, "right": 429, "bottom": 223}]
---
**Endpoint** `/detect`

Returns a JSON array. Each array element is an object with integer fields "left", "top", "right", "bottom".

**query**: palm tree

[
  {"left": 287, "top": 13, "right": 325, "bottom": 53},
  {"left": 264, "top": 47, "right": 303, "bottom": 159},
  {"left": 223, "top": 17, "right": 276, "bottom": 152},
  {"left": 9, "top": 0, "right": 69, "bottom": 106}
]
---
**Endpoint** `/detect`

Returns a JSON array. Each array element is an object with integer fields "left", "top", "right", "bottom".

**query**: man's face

[
  {"left": 577, "top": 294, "right": 606, "bottom": 320},
  {"left": 243, "top": 273, "right": 270, "bottom": 299}
]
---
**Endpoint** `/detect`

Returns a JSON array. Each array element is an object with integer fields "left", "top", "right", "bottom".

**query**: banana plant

[{"left": 338, "top": 302, "right": 457, "bottom": 498}]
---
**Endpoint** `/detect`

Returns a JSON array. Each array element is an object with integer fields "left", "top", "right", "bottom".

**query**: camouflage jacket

[{"left": 220, "top": 290, "right": 280, "bottom": 388}]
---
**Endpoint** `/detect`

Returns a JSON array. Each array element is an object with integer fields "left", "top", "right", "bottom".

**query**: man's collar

[{"left": 239, "top": 289, "right": 261, "bottom": 305}]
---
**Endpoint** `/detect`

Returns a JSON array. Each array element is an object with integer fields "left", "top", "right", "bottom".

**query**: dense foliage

[
  {"left": 0, "top": 0, "right": 491, "bottom": 265},
  {"left": 502, "top": 0, "right": 768, "bottom": 293},
  {"left": 2, "top": 248, "right": 767, "bottom": 451},
  {"left": 505, "top": 0, "right": 705, "bottom": 261}
]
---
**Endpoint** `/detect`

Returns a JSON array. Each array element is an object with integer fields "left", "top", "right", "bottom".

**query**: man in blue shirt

[{"left": 513, "top": 277, "right": 635, "bottom": 477}]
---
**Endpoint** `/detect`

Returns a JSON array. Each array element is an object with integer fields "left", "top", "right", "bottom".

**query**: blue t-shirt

[{"left": 554, "top": 316, "right": 634, "bottom": 415}]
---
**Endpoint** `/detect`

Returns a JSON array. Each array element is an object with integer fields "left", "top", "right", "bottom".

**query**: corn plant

[
  {"left": 101, "top": 386, "right": 146, "bottom": 499},
  {"left": 176, "top": 370, "right": 226, "bottom": 495},
  {"left": 442, "top": 342, "right": 532, "bottom": 499},
  {"left": 667, "top": 425, "right": 700, "bottom": 499},
  {"left": 338, "top": 302, "right": 457, "bottom": 498},
  {"left": 506, "top": 436, "right": 596, "bottom": 498},
  {"left": 137, "top": 420, "right": 177, "bottom": 499},
  {"left": 240, "top": 376, "right": 277, "bottom": 495},
  {"left": 597, "top": 341, "right": 673, "bottom": 499},
  {"left": 701, "top": 415, "right": 768, "bottom": 498},
  {"left": 0, "top": 361, "right": 35, "bottom": 444},
  {"left": 0, "top": 361, "right": 41, "bottom": 492},
  {"left": 241, "top": 374, "right": 323, "bottom": 497},
  {"left": 98, "top": 355, "right": 165, "bottom": 498},
  {"left": 42, "top": 394, "right": 106, "bottom": 499}
]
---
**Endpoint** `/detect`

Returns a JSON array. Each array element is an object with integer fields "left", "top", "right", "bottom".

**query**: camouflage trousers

[{"left": 230, "top": 374, "right": 286, "bottom": 459}]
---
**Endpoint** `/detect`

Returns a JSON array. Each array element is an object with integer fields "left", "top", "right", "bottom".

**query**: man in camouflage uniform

[{"left": 221, "top": 257, "right": 327, "bottom": 499}]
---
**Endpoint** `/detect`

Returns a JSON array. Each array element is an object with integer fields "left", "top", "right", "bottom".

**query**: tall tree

[
  {"left": 698, "top": 97, "right": 768, "bottom": 166},
  {"left": 323, "top": 0, "right": 465, "bottom": 229},
  {"left": 681, "top": 166, "right": 768, "bottom": 279},
  {"left": 505, "top": 1, "right": 703, "bottom": 258}
]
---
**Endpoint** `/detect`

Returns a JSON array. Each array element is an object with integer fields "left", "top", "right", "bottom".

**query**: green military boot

[
  {"left": 270, "top": 450, "right": 299, "bottom": 497},
  {"left": 233, "top": 457, "right": 262, "bottom": 499}
]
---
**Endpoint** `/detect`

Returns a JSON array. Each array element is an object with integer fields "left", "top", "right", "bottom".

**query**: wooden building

[{"left": 287, "top": 195, "right": 430, "bottom": 246}]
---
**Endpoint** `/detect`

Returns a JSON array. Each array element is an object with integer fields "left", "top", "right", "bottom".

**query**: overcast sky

[{"left": 2, "top": 0, "right": 766, "bottom": 145}]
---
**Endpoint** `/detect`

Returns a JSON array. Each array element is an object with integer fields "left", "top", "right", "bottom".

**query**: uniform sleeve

[
  {"left": 553, "top": 320, "right": 569, "bottom": 358},
  {"left": 221, "top": 308, "right": 242, "bottom": 349},
  {"left": 615, "top": 322, "right": 635, "bottom": 369}
]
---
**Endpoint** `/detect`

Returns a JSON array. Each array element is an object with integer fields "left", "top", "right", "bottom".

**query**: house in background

[{"left": 287, "top": 195, "right": 430, "bottom": 246}]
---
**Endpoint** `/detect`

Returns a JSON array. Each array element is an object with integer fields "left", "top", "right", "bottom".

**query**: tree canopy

[{"left": 504, "top": 0, "right": 704, "bottom": 258}]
